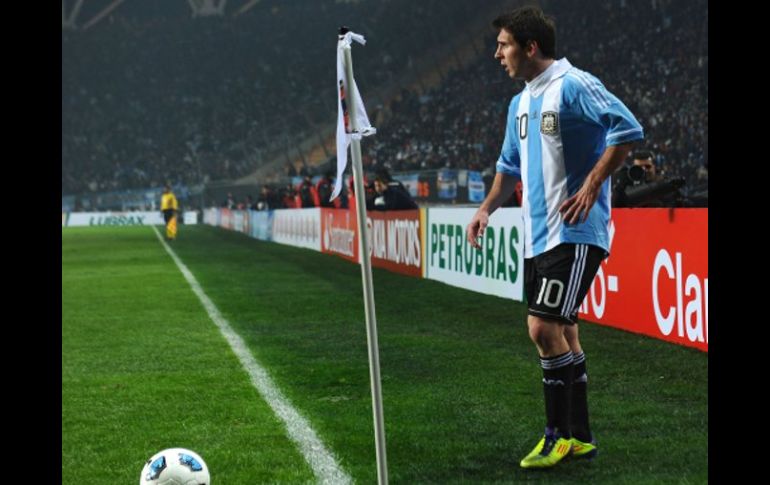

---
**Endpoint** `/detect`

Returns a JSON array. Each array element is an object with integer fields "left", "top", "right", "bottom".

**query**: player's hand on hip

[
  {"left": 559, "top": 182, "right": 600, "bottom": 225},
  {"left": 467, "top": 210, "right": 488, "bottom": 249}
]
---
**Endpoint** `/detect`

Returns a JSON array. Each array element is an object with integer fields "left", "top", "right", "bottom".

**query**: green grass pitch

[{"left": 62, "top": 225, "right": 707, "bottom": 484}]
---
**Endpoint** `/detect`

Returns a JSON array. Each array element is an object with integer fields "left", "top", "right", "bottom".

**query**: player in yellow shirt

[{"left": 160, "top": 184, "right": 178, "bottom": 240}]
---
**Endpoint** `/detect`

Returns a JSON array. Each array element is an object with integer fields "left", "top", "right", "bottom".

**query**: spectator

[
  {"left": 281, "top": 184, "right": 298, "bottom": 208},
  {"left": 256, "top": 185, "right": 281, "bottom": 210},
  {"left": 315, "top": 171, "right": 336, "bottom": 208},
  {"left": 297, "top": 175, "right": 320, "bottom": 208},
  {"left": 223, "top": 192, "right": 235, "bottom": 209},
  {"left": 632, "top": 150, "right": 663, "bottom": 183},
  {"left": 369, "top": 170, "right": 418, "bottom": 211}
]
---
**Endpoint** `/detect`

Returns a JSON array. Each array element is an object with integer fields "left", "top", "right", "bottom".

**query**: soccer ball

[{"left": 139, "top": 448, "right": 210, "bottom": 485}]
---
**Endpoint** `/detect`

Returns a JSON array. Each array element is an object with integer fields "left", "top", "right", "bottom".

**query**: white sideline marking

[{"left": 152, "top": 227, "right": 352, "bottom": 484}]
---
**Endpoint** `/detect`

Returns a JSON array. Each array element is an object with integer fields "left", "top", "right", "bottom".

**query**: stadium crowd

[
  {"left": 63, "top": 0, "right": 706, "bottom": 204},
  {"left": 62, "top": 0, "right": 484, "bottom": 194}
]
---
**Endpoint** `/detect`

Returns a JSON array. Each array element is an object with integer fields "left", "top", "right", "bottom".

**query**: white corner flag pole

[{"left": 339, "top": 27, "right": 389, "bottom": 485}]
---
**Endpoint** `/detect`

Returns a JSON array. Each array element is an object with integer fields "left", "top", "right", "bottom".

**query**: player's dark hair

[
  {"left": 375, "top": 169, "right": 392, "bottom": 184},
  {"left": 492, "top": 6, "right": 556, "bottom": 59}
]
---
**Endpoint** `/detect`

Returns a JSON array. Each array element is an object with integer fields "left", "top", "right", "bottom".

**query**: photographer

[
  {"left": 632, "top": 151, "right": 662, "bottom": 184},
  {"left": 612, "top": 150, "right": 684, "bottom": 207},
  {"left": 367, "top": 170, "right": 418, "bottom": 211}
]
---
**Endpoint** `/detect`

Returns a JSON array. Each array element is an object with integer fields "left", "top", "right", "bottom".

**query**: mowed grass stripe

[
  {"left": 151, "top": 225, "right": 352, "bottom": 484},
  {"left": 62, "top": 226, "right": 317, "bottom": 484},
  {"left": 170, "top": 225, "right": 707, "bottom": 484}
]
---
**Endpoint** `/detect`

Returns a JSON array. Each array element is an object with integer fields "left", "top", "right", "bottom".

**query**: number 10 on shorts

[{"left": 536, "top": 278, "right": 565, "bottom": 308}]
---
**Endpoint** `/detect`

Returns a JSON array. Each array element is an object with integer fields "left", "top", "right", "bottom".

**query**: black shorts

[
  {"left": 163, "top": 210, "right": 175, "bottom": 224},
  {"left": 524, "top": 243, "right": 607, "bottom": 325}
]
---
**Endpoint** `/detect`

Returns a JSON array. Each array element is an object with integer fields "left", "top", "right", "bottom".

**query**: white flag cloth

[{"left": 332, "top": 31, "right": 376, "bottom": 201}]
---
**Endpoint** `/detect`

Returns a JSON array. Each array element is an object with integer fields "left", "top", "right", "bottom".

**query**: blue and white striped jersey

[{"left": 496, "top": 58, "right": 643, "bottom": 258}]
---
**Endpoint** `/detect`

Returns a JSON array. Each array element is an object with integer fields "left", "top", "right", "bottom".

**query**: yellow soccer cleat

[
  {"left": 569, "top": 437, "right": 598, "bottom": 459},
  {"left": 520, "top": 431, "right": 572, "bottom": 469}
]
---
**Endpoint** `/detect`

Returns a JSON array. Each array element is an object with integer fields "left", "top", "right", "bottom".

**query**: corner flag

[
  {"left": 332, "top": 29, "right": 376, "bottom": 201},
  {"left": 335, "top": 27, "right": 388, "bottom": 485}
]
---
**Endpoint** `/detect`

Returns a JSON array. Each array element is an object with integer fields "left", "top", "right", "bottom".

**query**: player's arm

[
  {"left": 559, "top": 142, "right": 633, "bottom": 224},
  {"left": 560, "top": 75, "right": 644, "bottom": 224},
  {"left": 466, "top": 172, "right": 518, "bottom": 249}
]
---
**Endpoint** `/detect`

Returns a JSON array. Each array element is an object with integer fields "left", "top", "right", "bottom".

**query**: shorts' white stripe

[
  {"left": 562, "top": 244, "right": 583, "bottom": 317},
  {"left": 563, "top": 244, "right": 588, "bottom": 318},
  {"left": 569, "top": 244, "right": 589, "bottom": 316},
  {"left": 152, "top": 226, "right": 352, "bottom": 485}
]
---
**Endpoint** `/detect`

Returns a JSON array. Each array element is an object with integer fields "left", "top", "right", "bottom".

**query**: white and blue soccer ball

[{"left": 139, "top": 448, "right": 210, "bottom": 485}]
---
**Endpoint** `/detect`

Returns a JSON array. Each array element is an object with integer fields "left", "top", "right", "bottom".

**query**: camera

[
  {"left": 612, "top": 165, "right": 685, "bottom": 208},
  {"left": 626, "top": 164, "right": 646, "bottom": 185}
]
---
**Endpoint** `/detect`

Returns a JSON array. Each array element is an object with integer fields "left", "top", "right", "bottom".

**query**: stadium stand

[
  {"left": 62, "top": 0, "right": 494, "bottom": 194},
  {"left": 63, "top": 0, "right": 706, "bottom": 206}
]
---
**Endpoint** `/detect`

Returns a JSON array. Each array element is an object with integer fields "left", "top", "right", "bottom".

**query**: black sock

[
  {"left": 571, "top": 351, "right": 592, "bottom": 442},
  {"left": 541, "top": 351, "right": 573, "bottom": 439}
]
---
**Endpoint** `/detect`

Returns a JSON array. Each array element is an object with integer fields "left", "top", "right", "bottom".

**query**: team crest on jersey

[{"left": 541, "top": 111, "right": 559, "bottom": 135}]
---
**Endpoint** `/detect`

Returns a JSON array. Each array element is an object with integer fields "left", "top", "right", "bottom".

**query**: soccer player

[
  {"left": 160, "top": 184, "right": 178, "bottom": 241},
  {"left": 466, "top": 6, "right": 643, "bottom": 469}
]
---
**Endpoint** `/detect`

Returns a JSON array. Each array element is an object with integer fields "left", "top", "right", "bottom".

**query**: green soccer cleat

[
  {"left": 520, "top": 430, "right": 573, "bottom": 469},
  {"left": 569, "top": 437, "right": 598, "bottom": 459}
]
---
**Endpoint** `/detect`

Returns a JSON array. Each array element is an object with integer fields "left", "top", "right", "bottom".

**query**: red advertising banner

[
  {"left": 320, "top": 208, "right": 423, "bottom": 277},
  {"left": 367, "top": 210, "right": 422, "bottom": 277},
  {"left": 578, "top": 209, "right": 708, "bottom": 352},
  {"left": 320, "top": 208, "right": 359, "bottom": 263}
]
